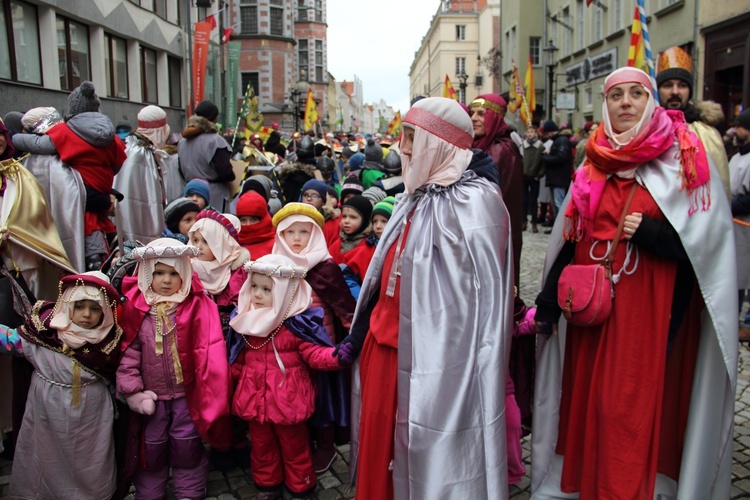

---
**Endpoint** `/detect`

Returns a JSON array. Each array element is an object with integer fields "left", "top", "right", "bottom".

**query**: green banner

[{"left": 225, "top": 41, "right": 241, "bottom": 130}]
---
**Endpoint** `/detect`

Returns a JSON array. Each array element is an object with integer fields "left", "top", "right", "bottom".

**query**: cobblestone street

[{"left": 1, "top": 229, "right": 748, "bottom": 499}]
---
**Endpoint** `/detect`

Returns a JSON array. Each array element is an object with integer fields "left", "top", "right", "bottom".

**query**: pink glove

[
  {"left": 514, "top": 307, "right": 538, "bottom": 336},
  {"left": 126, "top": 390, "right": 158, "bottom": 415}
]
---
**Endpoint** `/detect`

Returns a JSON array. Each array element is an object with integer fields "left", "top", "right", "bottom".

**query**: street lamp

[
  {"left": 289, "top": 81, "right": 309, "bottom": 132},
  {"left": 543, "top": 42, "right": 559, "bottom": 120},
  {"left": 457, "top": 72, "right": 469, "bottom": 104}
]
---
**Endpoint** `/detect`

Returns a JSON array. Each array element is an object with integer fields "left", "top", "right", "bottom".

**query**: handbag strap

[{"left": 605, "top": 182, "right": 639, "bottom": 272}]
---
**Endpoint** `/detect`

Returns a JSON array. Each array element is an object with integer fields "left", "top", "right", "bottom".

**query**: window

[
  {"left": 241, "top": 71, "right": 259, "bottom": 96},
  {"left": 240, "top": 0, "right": 258, "bottom": 35},
  {"left": 530, "top": 36, "right": 541, "bottom": 66},
  {"left": 168, "top": 56, "right": 181, "bottom": 107},
  {"left": 455, "top": 56, "right": 466, "bottom": 76},
  {"left": 314, "top": 39, "right": 323, "bottom": 82},
  {"left": 0, "top": 0, "right": 42, "bottom": 84},
  {"left": 563, "top": 8, "right": 571, "bottom": 55},
  {"left": 56, "top": 16, "right": 90, "bottom": 91},
  {"left": 141, "top": 46, "right": 157, "bottom": 103},
  {"left": 154, "top": 0, "right": 166, "bottom": 19},
  {"left": 104, "top": 34, "right": 128, "bottom": 98},
  {"left": 612, "top": 0, "right": 622, "bottom": 31},
  {"left": 298, "top": 39, "right": 308, "bottom": 81},
  {"left": 270, "top": 4, "right": 284, "bottom": 36},
  {"left": 594, "top": 5, "right": 602, "bottom": 41},
  {"left": 315, "top": 0, "right": 322, "bottom": 22},
  {"left": 585, "top": 87, "right": 592, "bottom": 108},
  {"left": 511, "top": 26, "right": 517, "bottom": 62},
  {"left": 576, "top": 0, "right": 584, "bottom": 50},
  {"left": 456, "top": 24, "right": 466, "bottom": 41},
  {"left": 297, "top": 0, "right": 307, "bottom": 21}
]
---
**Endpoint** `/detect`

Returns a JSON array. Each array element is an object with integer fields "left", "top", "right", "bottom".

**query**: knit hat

[
  {"left": 342, "top": 195, "right": 373, "bottom": 232},
  {"left": 272, "top": 202, "right": 325, "bottom": 230},
  {"left": 184, "top": 178, "right": 211, "bottom": 204},
  {"left": 195, "top": 209, "right": 241, "bottom": 241},
  {"left": 364, "top": 138, "right": 383, "bottom": 162},
  {"left": 240, "top": 175, "right": 273, "bottom": 202},
  {"left": 164, "top": 197, "right": 201, "bottom": 233},
  {"left": 326, "top": 185, "right": 339, "bottom": 202},
  {"left": 541, "top": 120, "right": 559, "bottom": 133},
  {"left": 362, "top": 185, "right": 386, "bottom": 205},
  {"left": 68, "top": 81, "right": 101, "bottom": 116},
  {"left": 195, "top": 100, "right": 219, "bottom": 122},
  {"left": 236, "top": 190, "right": 269, "bottom": 218},
  {"left": 348, "top": 153, "right": 365, "bottom": 171},
  {"left": 736, "top": 109, "right": 750, "bottom": 131},
  {"left": 340, "top": 176, "right": 364, "bottom": 199},
  {"left": 2, "top": 111, "right": 23, "bottom": 134},
  {"left": 299, "top": 179, "right": 327, "bottom": 201},
  {"left": 372, "top": 196, "right": 396, "bottom": 220},
  {"left": 656, "top": 46, "right": 693, "bottom": 99}
]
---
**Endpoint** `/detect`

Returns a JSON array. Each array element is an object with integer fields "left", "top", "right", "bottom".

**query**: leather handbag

[{"left": 557, "top": 183, "right": 638, "bottom": 327}]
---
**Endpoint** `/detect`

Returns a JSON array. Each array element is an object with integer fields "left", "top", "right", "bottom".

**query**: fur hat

[
  {"left": 164, "top": 197, "right": 201, "bottom": 233},
  {"left": 68, "top": 81, "right": 101, "bottom": 115},
  {"left": 184, "top": 178, "right": 211, "bottom": 204},
  {"left": 195, "top": 100, "right": 219, "bottom": 122}
]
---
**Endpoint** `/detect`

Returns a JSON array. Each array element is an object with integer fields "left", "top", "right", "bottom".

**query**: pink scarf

[{"left": 565, "top": 107, "right": 710, "bottom": 241}]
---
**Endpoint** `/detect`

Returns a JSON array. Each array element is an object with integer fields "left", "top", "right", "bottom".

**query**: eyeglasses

[{"left": 302, "top": 193, "right": 322, "bottom": 200}]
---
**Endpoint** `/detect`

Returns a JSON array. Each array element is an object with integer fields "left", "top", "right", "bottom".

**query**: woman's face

[
  {"left": 400, "top": 127, "right": 415, "bottom": 157},
  {"left": 605, "top": 83, "right": 649, "bottom": 134},
  {"left": 470, "top": 107, "right": 487, "bottom": 137}
]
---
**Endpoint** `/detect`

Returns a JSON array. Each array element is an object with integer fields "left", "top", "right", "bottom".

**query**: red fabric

[
  {"left": 85, "top": 211, "right": 115, "bottom": 236},
  {"left": 324, "top": 216, "right": 340, "bottom": 248},
  {"left": 47, "top": 123, "right": 126, "bottom": 193},
  {"left": 248, "top": 421, "right": 316, "bottom": 495},
  {"left": 212, "top": 267, "right": 246, "bottom": 307},
  {"left": 236, "top": 191, "right": 276, "bottom": 253},
  {"left": 120, "top": 273, "right": 233, "bottom": 450},
  {"left": 341, "top": 238, "right": 376, "bottom": 281},
  {"left": 556, "top": 177, "right": 699, "bottom": 497}
]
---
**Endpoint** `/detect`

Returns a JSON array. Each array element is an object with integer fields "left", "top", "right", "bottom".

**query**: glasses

[{"left": 302, "top": 193, "right": 322, "bottom": 200}]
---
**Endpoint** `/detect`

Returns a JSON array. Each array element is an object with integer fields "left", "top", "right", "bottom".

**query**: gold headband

[{"left": 470, "top": 98, "right": 506, "bottom": 116}]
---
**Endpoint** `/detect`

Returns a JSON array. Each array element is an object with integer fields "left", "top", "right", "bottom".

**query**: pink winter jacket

[
  {"left": 231, "top": 325, "right": 340, "bottom": 425},
  {"left": 117, "top": 311, "right": 185, "bottom": 399}
]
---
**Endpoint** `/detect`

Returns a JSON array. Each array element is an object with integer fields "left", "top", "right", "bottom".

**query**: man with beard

[{"left": 657, "top": 46, "right": 730, "bottom": 200}]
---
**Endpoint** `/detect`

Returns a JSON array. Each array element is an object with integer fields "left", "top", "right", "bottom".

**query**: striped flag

[
  {"left": 520, "top": 56, "right": 535, "bottom": 126},
  {"left": 627, "top": 0, "right": 657, "bottom": 94},
  {"left": 386, "top": 111, "right": 402, "bottom": 137},
  {"left": 508, "top": 60, "right": 525, "bottom": 114},
  {"left": 442, "top": 75, "right": 459, "bottom": 101}
]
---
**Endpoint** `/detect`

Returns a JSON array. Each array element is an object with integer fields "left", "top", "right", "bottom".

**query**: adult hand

[{"left": 623, "top": 212, "right": 642, "bottom": 240}]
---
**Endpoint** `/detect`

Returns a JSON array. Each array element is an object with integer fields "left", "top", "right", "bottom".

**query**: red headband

[
  {"left": 195, "top": 209, "right": 240, "bottom": 241},
  {"left": 138, "top": 116, "right": 168, "bottom": 129},
  {"left": 403, "top": 107, "right": 473, "bottom": 149},
  {"left": 604, "top": 68, "right": 652, "bottom": 95}
]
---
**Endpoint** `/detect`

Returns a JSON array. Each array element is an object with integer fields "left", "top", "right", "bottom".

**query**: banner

[
  {"left": 520, "top": 56, "right": 535, "bottom": 126},
  {"left": 225, "top": 41, "right": 241, "bottom": 129},
  {"left": 627, "top": 0, "right": 657, "bottom": 94},
  {"left": 508, "top": 60, "right": 524, "bottom": 114},
  {"left": 192, "top": 22, "right": 212, "bottom": 114},
  {"left": 442, "top": 75, "right": 458, "bottom": 101},
  {"left": 386, "top": 111, "right": 402, "bottom": 137},
  {"left": 304, "top": 88, "right": 318, "bottom": 132},
  {"left": 242, "top": 83, "right": 264, "bottom": 139}
]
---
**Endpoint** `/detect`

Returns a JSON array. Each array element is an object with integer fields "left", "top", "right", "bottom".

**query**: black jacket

[{"left": 542, "top": 132, "right": 573, "bottom": 188}]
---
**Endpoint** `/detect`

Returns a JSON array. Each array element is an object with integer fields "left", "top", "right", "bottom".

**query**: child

[
  {"left": 116, "top": 239, "right": 232, "bottom": 499},
  {"left": 1, "top": 271, "right": 123, "bottom": 499},
  {"left": 229, "top": 254, "right": 352, "bottom": 499},
  {"left": 235, "top": 190, "right": 276, "bottom": 258},
  {"left": 161, "top": 197, "right": 201, "bottom": 243},
  {"left": 184, "top": 178, "right": 212, "bottom": 210},
  {"left": 370, "top": 196, "right": 395, "bottom": 242},
  {"left": 271, "top": 203, "right": 356, "bottom": 473},
  {"left": 328, "top": 195, "right": 373, "bottom": 266}
]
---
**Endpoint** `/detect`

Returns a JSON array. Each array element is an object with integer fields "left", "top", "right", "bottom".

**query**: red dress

[
  {"left": 556, "top": 177, "right": 701, "bottom": 498},
  {"left": 355, "top": 222, "right": 411, "bottom": 500}
]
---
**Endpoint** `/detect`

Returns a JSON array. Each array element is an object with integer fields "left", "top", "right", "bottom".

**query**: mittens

[
  {"left": 334, "top": 342, "right": 356, "bottom": 366},
  {"left": 126, "top": 390, "right": 158, "bottom": 415}
]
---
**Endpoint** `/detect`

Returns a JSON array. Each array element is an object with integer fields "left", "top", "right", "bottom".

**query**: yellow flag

[
  {"left": 442, "top": 75, "right": 459, "bottom": 101},
  {"left": 304, "top": 88, "right": 318, "bottom": 132},
  {"left": 386, "top": 111, "right": 402, "bottom": 136},
  {"left": 520, "top": 56, "right": 535, "bottom": 126}
]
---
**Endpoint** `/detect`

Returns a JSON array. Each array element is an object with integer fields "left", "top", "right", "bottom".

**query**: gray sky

[{"left": 326, "top": 0, "right": 439, "bottom": 115}]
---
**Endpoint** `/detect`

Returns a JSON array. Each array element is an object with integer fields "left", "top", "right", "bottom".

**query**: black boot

[{"left": 311, "top": 425, "right": 336, "bottom": 474}]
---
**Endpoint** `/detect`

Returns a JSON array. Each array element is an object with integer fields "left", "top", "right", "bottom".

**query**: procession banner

[
  {"left": 192, "top": 22, "right": 212, "bottom": 113},
  {"left": 225, "top": 41, "right": 241, "bottom": 129}
]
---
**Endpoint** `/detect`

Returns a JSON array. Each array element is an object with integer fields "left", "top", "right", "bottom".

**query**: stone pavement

[{"left": 2, "top": 228, "right": 750, "bottom": 499}]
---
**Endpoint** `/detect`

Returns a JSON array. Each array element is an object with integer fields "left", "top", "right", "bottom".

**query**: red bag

[{"left": 557, "top": 184, "right": 638, "bottom": 327}]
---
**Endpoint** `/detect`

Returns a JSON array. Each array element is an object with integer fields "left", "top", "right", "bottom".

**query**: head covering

[
  {"left": 583, "top": 121, "right": 596, "bottom": 133},
  {"left": 3, "top": 112, "right": 23, "bottom": 135},
  {"left": 736, "top": 109, "right": 750, "bottom": 130},
  {"left": 656, "top": 46, "right": 693, "bottom": 99},
  {"left": 229, "top": 254, "right": 312, "bottom": 338},
  {"left": 241, "top": 175, "right": 272, "bottom": 201},
  {"left": 316, "top": 156, "right": 336, "bottom": 177},
  {"left": 297, "top": 135, "right": 315, "bottom": 161},
  {"left": 189, "top": 211, "right": 244, "bottom": 295},
  {"left": 541, "top": 120, "right": 559, "bottom": 133},
  {"left": 362, "top": 185, "right": 386, "bottom": 205},
  {"left": 68, "top": 81, "right": 101, "bottom": 116},
  {"left": 326, "top": 185, "right": 339, "bottom": 202},
  {"left": 364, "top": 138, "right": 383, "bottom": 162},
  {"left": 21, "top": 107, "right": 63, "bottom": 134},
  {"left": 184, "top": 178, "right": 211, "bottom": 204},
  {"left": 272, "top": 203, "right": 330, "bottom": 269},
  {"left": 342, "top": 142, "right": 359, "bottom": 158},
  {"left": 348, "top": 153, "right": 365, "bottom": 171},
  {"left": 340, "top": 176, "right": 364, "bottom": 199},
  {"left": 235, "top": 191, "right": 275, "bottom": 247},
  {"left": 401, "top": 97, "right": 474, "bottom": 194},
  {"left": 164, "top": 197, "right": 201, "bottom": 234},
  {"left": 0, "top": 119, "right": 15, "bottom": 161},
  {"left": 383, "top": 149, "right": 402, "bottom": 175},
  {"left": 195, "top": 100, "right": 219, "bottom": 122},
  {"left": 133, "top": 239, "right": 199, "bottom": 307},
  {"left": 602, "top": 67, "right": 657, "bottom": 148},
  {"left": 137, "top": 105, "right": 170, "bottom": 149},
  {"left": 49, "top": 271, "right": 120, "bottom": 349},
  {"left": 342, "top": 195, "right": 373, "bottom": 236},
  {"left": 299, "top": 179, "right": 327, "bottom": 202},
  {"left": 372, "top": 196, "right": 396, "bottom": 220},
  {"left": 469, "top": 94, "right": 508, "bottom": 152}
]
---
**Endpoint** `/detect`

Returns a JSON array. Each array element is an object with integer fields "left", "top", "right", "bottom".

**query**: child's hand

[
  {"left": 126, "top": 390, "right": 158, "bottom": 415},
  {"left": 334, "top": 342, "right": 356, "bottom": 366},
  {"left": 515, "top": 307, "right": 538, "bottom": 336}
]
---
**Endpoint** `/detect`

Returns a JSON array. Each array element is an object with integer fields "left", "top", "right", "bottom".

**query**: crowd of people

[{"left": 0, "top": 43, "right": 745, "bottom": 500}]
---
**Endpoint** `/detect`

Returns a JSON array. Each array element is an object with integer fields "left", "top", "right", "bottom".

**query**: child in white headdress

[{"left": 229, "top": 254, "right": 352, "bottom": 499}]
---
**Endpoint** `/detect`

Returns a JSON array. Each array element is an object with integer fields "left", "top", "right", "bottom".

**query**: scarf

[
  {"left": 136, "top": 239, "right": 194, "bottom": 309},
  {"left": 50, "top": 275, "right": 115, "bottom": 350},
  {"left": 189, "top": 215, "right": 244, "bottom": 295},
  {"left": 236, "top": 191, "right": 276, "bottom": 247},
  {"left": 0, "top": 120, "right": 14, "bottom": 160},
  {"left": 272, "top": 214, "right": 332, "bottom": 269},
  {"left": 470, "top": 94, "right": 509, "bottom": 152},
  {"left": 566, "top": 107, "right": 711, "bottom": 241}
]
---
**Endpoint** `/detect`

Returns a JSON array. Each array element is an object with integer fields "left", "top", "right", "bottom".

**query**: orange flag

[
  {"left": 442, "top": 75, "right": 459, "bottom": 101},
  {"left": 520, "top": 56, "right": 535, "bottom": 126}
]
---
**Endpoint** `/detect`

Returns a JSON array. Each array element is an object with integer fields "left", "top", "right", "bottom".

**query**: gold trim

[{"left": 470, "top": 98, "right": 506, "bottom": 116}]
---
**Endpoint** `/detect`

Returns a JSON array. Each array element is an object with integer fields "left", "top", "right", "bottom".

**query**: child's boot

[{"left": 311, "top": 425, "right": 336, "bottom": 474}]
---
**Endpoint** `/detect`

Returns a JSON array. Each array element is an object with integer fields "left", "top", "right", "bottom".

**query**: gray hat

[
  {"left": 297, "top": 135, "right": 315, "bottom": 160},
  {"left": 364, "top": 138, "right": 383, "bottom": 162},
  {"left": 68, "top": 81, "right": 101, "bottom": 116},
  {"left": 383, "top": 150, "right": 402, "bottom": 175}
]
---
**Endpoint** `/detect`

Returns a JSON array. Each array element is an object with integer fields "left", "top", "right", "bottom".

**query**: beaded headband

[
  {"left": 402, "top": 107, "right": 473, "bottom": 149},
  {"left": 469, "top": 98, "right": 506, "bottom": 116},
  {"left": 195, "top": 209, "right": 240, "bottom": 241},
  {"left": 244, "top": 260, "right": 308, "bottom": 279},
  {"left": 131, "top": 245, "right": 201, "bottom": 261},
  {"left": 137, "top": 116, "right": 168, "bottom": 129}
]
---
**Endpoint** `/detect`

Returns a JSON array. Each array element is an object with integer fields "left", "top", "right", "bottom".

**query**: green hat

[{"left": 371, "top": 196, "right": 396, "bottom": 220}]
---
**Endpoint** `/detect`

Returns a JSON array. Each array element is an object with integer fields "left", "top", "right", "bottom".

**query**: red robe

[{"left": 556, "top": 177, "right": 700, "bottom": 497}]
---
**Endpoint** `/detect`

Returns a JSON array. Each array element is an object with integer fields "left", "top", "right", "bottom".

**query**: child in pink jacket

[{"left": 228, "top": 254, "right": 352, "bottom": 499}]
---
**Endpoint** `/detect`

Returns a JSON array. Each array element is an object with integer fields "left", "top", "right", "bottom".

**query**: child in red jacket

[{"left": 229, "top": 254, "right": 351, "bottom": 499}]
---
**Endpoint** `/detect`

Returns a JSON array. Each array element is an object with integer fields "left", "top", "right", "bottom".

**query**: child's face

[
  {"left": 250, "top": 273, "right": 274, "bottom": 308},
  {"left": 71, "top": 299, "right": 104, "bottom": 329},
  {"left": 190, "top": 231, "right": 216, "bottom": 261},
  {"left": 178, "top": 211, "right": 198, "bottom": 236},
  {"left": 372, "top": 214, "right": 388, "bottom": 239},
  {"left": 240, "top": 215, "right": 261, "bottom": 226},
  {"left": 340, "top": 207, "right": 363, "bottom": 236},
  {"left": 301, "top": 189, "right": 324, "bottom": 209},
  {"left": 151, "top": 262, "right": 183, "bottom": 296},
  {"left": 282, "top": 222, "right": 312, "bottom": 254},
  {"left": 187, "top": 193, "right": 207, "bottom": 210}
]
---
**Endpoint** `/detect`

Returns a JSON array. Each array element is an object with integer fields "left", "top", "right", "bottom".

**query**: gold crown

[
  {"left": 271, "top": 202, "right": 325, "bottom": 229},
  {"left": 657, "top": 46, "right": 692, "bottom": 74}
]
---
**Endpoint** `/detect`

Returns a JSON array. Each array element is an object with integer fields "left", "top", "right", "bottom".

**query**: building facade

[
  {"left": 361, "top": 99, "right": 395, "bottom": 136},
  {"left": 334, "top": 76, "right": 363, "bottom": 133},
  {"left": 409, "top": 0, "right": 501, "bottom": 105},
  {"left": 0, "top": 0, "right": 187, "bottom": 130}
]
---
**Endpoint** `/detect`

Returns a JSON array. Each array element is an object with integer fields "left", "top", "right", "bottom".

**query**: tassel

[
  {"left": 169, "top": 330, "right": 184, "bottom": 384},
  {"left": 72, "top": 360, "right": 81, "bottom": 407}
]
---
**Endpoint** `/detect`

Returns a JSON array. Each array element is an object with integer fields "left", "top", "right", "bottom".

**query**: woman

[
  {"left": 337, "top": 97, "right": 514, "bottom": 499},
  {"left": 532, "top": 67, "right": 737, "bottom": 499}
]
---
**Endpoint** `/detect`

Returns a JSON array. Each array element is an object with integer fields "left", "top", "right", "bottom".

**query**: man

[
  {"left": 657, "top": 45, "right": 731, "bottom": 199},
  {"left": 540, "top": 120, "right": 572, "bottom": 224},
  {"left": 574, "top": 121, "right": 597, "bottom": 169},
  {"left": 522, "top": 126, "right": 545, "bottom": 234},
  {"left": 729, "top": 109, "right": 750, "bottom": 340}
]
